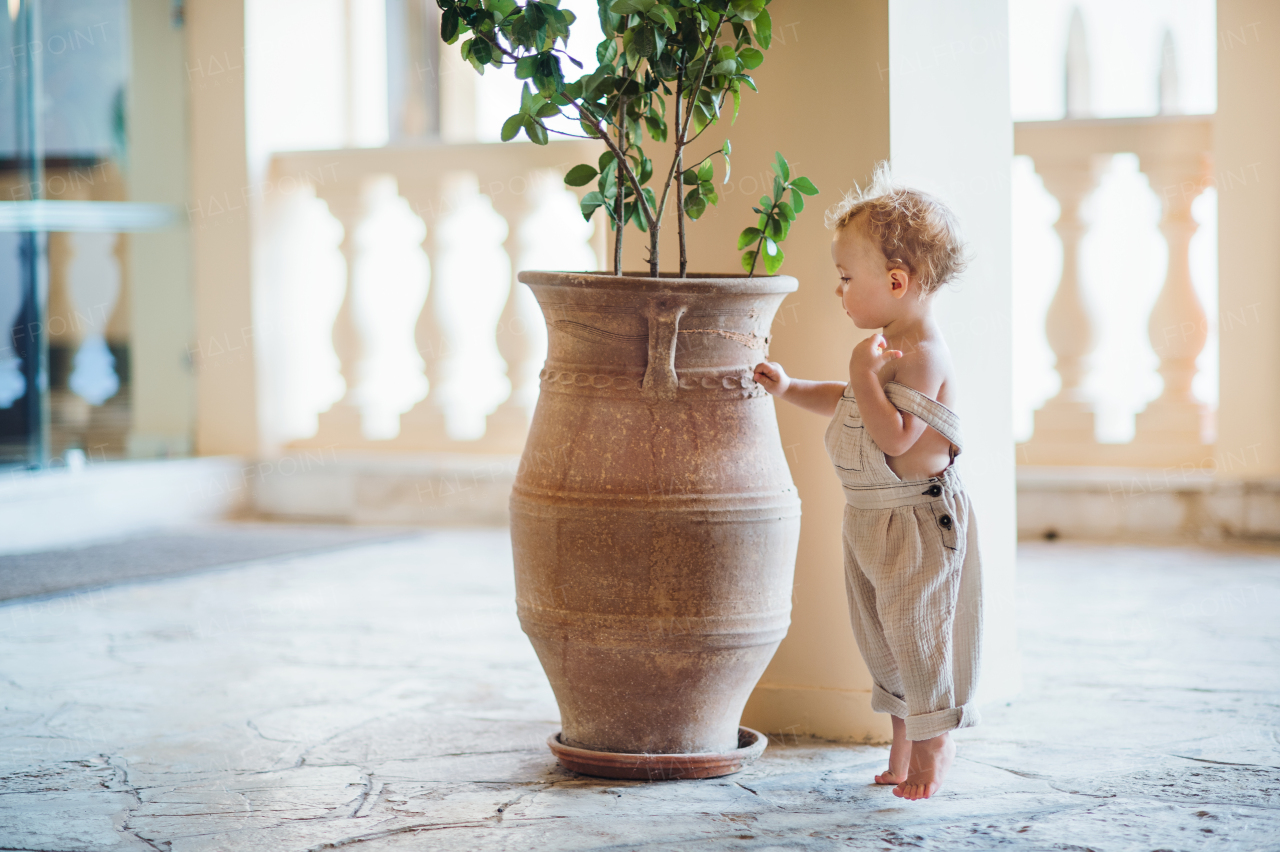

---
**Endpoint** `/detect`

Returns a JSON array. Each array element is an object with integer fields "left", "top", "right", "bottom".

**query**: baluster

[
  {"left": 484, "top": 171, "right": 535, "bottom": 452},
  {"left": 1134, "top": 152, "right": 1214, "bottom": 445},
  {"left": 306, "top": 183, "right": 373, "bottom": 446},
  {"left": 64, "top": 231, "right": 123, "bottom": 406},
  {"left": 1026, "top": 158, "right": 1104, "bottom": 452},
  {"left": 393, "top": 177, "right": 454, "bottom": 449}
]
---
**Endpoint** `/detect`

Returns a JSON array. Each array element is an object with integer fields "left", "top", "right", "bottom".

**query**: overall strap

[{"left": 883, "top": 381, "right": 964, "bottom": 457}]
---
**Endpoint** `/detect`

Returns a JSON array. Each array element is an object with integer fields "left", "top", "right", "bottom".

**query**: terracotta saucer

[{"left": 547, "top": 726, "right": 767, "bottom": 781}]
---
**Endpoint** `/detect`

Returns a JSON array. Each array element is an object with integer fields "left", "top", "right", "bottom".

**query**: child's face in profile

[{"left": 830, "top": 219, "right": 905, "bottom": 329}]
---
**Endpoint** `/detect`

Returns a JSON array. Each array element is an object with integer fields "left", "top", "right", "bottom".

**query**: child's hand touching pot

[
  {"left": 850, "top": 333, "right": 903, "bottom": 380},
  {"left": 753, "top": 361, "right": 791, "bottom": 397}
]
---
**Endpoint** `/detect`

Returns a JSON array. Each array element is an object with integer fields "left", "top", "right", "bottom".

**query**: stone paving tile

[{"left": 0, "top": 530, "right": 1278, "bottom": 851}]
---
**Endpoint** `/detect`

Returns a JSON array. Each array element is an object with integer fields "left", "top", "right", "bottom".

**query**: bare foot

[
  {"left": 892, "top": 731, "right": 955, "bottom": 800},
  {"left": 874, "top": 715, "right": 911, "bottom": 784}
]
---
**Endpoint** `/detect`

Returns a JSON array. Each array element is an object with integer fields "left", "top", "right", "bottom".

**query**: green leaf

[
  {"left": 766, "top": 216, "right": 783, "bottom": 240},
  {"left": 598, "top": 150, "right": 617, "bottom": 173},
  {"left": 520, "top": 81, "right": 535, "bottom": 113},
  {"left": 501, "top": 113, "right": 524, "bottom": 141},
  {"left": 696, "top": 159, "right": 713, "bottom": 182},
  {"left": 773, "top": 151, "right": 790, "bottom": 182},
  {"left": 523, "top": 115, "right": 549, "bottom": 144},
  {"left": 682, "top": 168, "right": 699, "bottom": 186},
  {"left": 487, "top": 0, "right": 518, "bottom": 21},
  {"left": 515, "top": 55, "right": 537, "bottom": 79},
  {"left": 740, "top": 249, "right": 758, "bottom": 273},
  {"left": 729, "top": 0, "right": 766, "bottom": 21},
  {"left": 790, "top": 186, "right": 805, "bottom": 214},
  {"left": 647, "top": 3, "right": 676, "bottom": 31},
  {"left": 763, "top": 242, "right": 784, "bottom": 274},
  {"left": 580, "top": 190, "right": 606, "bottom": 221},
  {"left": 699, "top": 179, "right": 718, "bottom": 205},
  {"left": 777, "top": 200, "right": 795, "bottom": 221},
  {"left": 791, "top": 176, "right": 819, "bottom": 195},
  {"left": 683, "top": 187, "right": 707, "bottom": 220},
  {"left": 597, "top": 38, "right": 619, "bottom": 65},
  {"left": 722, "top": 139, "right": 732, "bottom": 157},
  {"left": 730, "top": 86, "right": 740, "bottom": 122},
  {"left": 773, "top": 174, "right": 785, "bottom": 198},
  {"left": 632, "top": 23, "right": 657, "bottom": 57},
  {"left": 753, "top": 8, "right": 772, "bottom": 49},
  {"left": 610, "top": 0, "right": 655, "bottom": 13},
  {"left": 739, "top": 47, "right": 763, "bottom": 69},
  {"left": 441, "top": 8, "right": 461, "bottom": 42},
  {"left": 470, "top": 37, "right": 493, "bottom": 66},
  {"left": 737, "top": 227, "right": 762, "bottom": 249},
  {"left": 523, "top": 1, "right": 547, "bottom": 29},
  {"left": 565, "top": 164, "right": 599, "bottom": 186},
  {"left": 711, "top": 58, "right": 738, "bottom": 76}
]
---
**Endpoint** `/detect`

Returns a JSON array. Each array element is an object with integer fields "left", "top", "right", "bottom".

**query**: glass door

[{"left": 1, "top": 0, "right": 192, "bottom": 470}]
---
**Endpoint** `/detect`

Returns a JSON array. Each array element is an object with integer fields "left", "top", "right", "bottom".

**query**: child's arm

[
  {"left": 753, "top": 361, "right": 847, "bottom": 418},
  {"left": 848, "top": 334, "right": 940, "bottom": 456}
]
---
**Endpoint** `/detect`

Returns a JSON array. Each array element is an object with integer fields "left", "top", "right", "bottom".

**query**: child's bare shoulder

[{"left": 881, "top": 338, "right": 955, "bottom": 405}]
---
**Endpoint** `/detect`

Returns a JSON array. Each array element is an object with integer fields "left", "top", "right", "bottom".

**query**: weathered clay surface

[
  {"left": 0, "top": 532, "right": 1277, "bottom": 851},
  {"left": 511, "top": 272, "right": 802, "bottom": 757}
]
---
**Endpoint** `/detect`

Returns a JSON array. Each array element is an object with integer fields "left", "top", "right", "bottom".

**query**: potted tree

[{"left": 437, "top": 0, "right": 814, "bottom": 780}]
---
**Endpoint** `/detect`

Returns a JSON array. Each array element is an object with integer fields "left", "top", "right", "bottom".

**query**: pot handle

[{"left": 642, "top": 301, "right": 688, "bottom": 401}]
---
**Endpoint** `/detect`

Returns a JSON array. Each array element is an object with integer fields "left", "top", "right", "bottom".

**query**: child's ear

[{"left": 888, "top": 268, "right": 910, "bottom": 299}]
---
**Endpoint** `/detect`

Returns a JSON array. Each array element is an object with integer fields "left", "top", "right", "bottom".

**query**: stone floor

[{"left": 1, "top": 530, "right": 1278, "bottom": 851}]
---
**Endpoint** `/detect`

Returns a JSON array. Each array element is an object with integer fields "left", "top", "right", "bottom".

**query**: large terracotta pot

[{"left": 511, "top": 271, "right": 802, "bottom": 767}]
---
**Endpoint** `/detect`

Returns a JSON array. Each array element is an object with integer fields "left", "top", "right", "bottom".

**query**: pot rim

[{"left": 518, "top": 269, "right": 798, "bottom": 295}]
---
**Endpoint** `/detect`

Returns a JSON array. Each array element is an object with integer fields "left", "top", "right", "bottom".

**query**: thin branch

[
  {"left": 571, "top": 100, "right": 655, "bottom": 230},
  {"left": 545, "top": 126, "right": 597, "bottom": 139},
  {"left": 655, "top": 16, "right": 722, "bottom": 226}
]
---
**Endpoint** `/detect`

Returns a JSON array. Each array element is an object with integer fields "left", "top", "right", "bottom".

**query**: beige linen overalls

[{"left": 824, "top": 380, "right": 983, "bottom": 741}]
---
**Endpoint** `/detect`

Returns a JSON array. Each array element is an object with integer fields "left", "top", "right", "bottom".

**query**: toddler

[{"left": 753, "top": 166, "right": 982, "bottom": 801}]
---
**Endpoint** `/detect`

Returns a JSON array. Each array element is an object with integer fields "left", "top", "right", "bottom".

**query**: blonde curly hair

[{"left": 825, "top": 162, "right": 969, "bottom": 297}]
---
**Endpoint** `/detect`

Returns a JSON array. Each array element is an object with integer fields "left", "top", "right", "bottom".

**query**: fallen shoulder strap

[{"left": 883, "top": 381, "right": 964, "bottom": 457}]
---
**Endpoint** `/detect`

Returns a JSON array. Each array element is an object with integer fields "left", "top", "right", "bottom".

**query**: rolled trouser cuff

[
  {"left": 871, "top": 683, "right": 909, "bottom": 717},
  {"left": 904, "top": 702, "right": 981, "bottom": 741}
]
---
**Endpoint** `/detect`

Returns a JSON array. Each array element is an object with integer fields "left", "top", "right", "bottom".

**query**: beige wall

[
  {"left": 1216, "top": 0, "right": 1280, "bottom": 478},
  {"left": 624, "top": 0, "right": 1017, "bottom": 741},
  {"left": 188, "top": 0, "right": 260, "bottom": 455}
]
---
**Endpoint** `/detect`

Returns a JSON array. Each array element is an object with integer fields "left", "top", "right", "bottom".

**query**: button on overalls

[{"left": 824, "top": 380, "right": 983, "bottom": 741}]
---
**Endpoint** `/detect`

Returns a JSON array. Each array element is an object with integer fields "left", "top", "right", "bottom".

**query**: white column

[
  {"left": 1133, "top": 153, "right": 1214, "bottom": 445},
  {"left": 1215, "top": 0, "right": 1280, "bottom": 476},
  {"left": 129, "top": 0, "right": 195, "bottom": 458},
  {"left": 669, "top": 0, "right": 1018, "bottom": 741},
  {"left": 188, "top": 0, "right": 259, "bottom": 455}
]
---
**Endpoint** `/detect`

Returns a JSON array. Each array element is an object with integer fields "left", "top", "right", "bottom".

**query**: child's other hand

[
  {"left": 850, "top": 334, "right": 903, "bottom": 378},
  {"left": 753, "top": 361, "right": 791, "bottom": 397}
]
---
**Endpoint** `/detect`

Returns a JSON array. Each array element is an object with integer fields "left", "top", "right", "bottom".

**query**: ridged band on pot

[{"left": 511, "top": 271, "right": 802, "bottom": 759}]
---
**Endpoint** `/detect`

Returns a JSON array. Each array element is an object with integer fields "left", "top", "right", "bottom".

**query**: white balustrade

[
  {"left": 1017, "top": 115, "right": 1215, "bottom": 467},
  {"left": 271, "top": 139, "right": 604, "bottom": 453}
]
